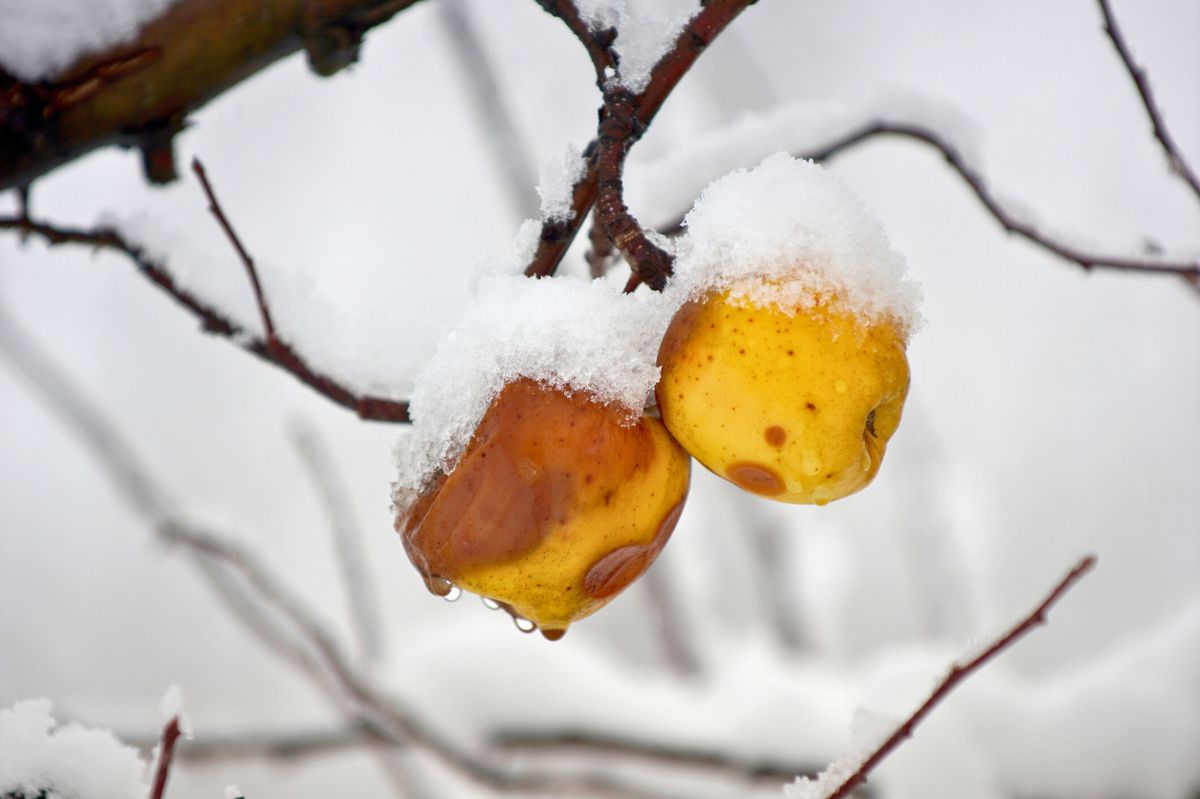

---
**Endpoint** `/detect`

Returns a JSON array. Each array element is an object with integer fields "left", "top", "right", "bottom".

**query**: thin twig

[
  {"left": 191, "top": 158, "right": 275, "bottom": 339},
  {"left": 148, "top": 717, "right": 182, "bottom": 799},
  {"left": 656, "top": 121, "right": 1200, "bottom": 282},
  {"left": 534, "top": 0, "right": 618, "bottom": 88},
  {"left": 806, "top": 555, "right": 1096, "bottom": 799},
  {"left": 439, "top": 0, "right": 539, "bottom": 218},
  {"left": 524, "top": 0, "right": 756, "bottom": 279},
  {"left": 0, "top": 213, "right": 412, "bottom": 421},
  {"left": 289, "top": 420, "right": 384, "bottom": 661},
  {"left": 639, "top": 565, "right": 702, "bottom": 677},
  {"left": 1096, "top": 0, "right": 1200, "bottom": 204},
  {"left": 494, "top": 729, "right": 827, "bottom": 785}
]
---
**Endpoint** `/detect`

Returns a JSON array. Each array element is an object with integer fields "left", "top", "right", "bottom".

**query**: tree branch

[
  {"left": 289, "top": 420, "right": 384, "bottom": 661},
  {"left": 440, "top": 0, "right": 539, "bottom": 218},
  {"left": 0, "top": 210, "right": 412, "bottom": 422},
  {"left": 534, "top": 0, "right": 619, "bottom": 89},
  {"left": 0, "top": 0, "right": 426, "bottom": 191},
  {"left": 524, "top": 0, "right": 756, "bottom": 279},
  {"left": 596, "top": 88, "right": 674, "bottom": 290},
  {"left": 807, "top": 123, "right": 1200, "bottom": 282},
  {"left": 657, "top": 121, "right": 1200, "bottom": 283},
  {"left": 796, "top": 554, "right": 1096, "bottom": 799},
  {"left": 148, "top": 717, "right": 183, "bottom": 799},
  {"left": 1096, "top": 0, "right": 1200, "bottom": 204},
  {"left": 192, "top": 159, "right": 275, "bottom": 340}
]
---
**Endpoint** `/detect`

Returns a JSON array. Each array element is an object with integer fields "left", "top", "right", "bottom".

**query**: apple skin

[
  {"left": 397, "top": 378, "right": 691, "bottom": 639},
  {"left": 656, "top": 287, "right": 909, "bottom": 505}
]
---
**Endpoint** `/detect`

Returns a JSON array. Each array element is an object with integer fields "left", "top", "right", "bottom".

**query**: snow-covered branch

[
  {"left": 0, "top": 0, "right": 426, "bottom": 191},
  {"left": 524, "top": 0, "right": 758, "bottom": 280}
]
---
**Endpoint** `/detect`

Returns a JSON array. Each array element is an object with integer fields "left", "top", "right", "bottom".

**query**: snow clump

[
  {"left": 0, "top": 699, "right": 149, "bottom": 799},
  {"left": 0, "top": 0, "right": 179, "bottom": 82},
  {"left": 671, "top": 153, "right": 923, "bottom": 337},
  {"left": 393, "top": 272, "right": 672, "bottom": 494},
  {"left": 537, "top": 145, "right": 588, "bottom": 223},
  {"left": 573, "top": 0, "right": 691, "bottom": 93}
]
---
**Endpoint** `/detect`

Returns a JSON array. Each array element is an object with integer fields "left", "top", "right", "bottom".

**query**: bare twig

[
  {"left": 534, "top": 0, "right": 618, "bottom": 88},
  {"left": 596, "top": 87, "right": 674, "bottom": 290},
  {"left": 148, "top": 717, "right": 182, "bottom": 799},
  {"left": 289, "top": 421, "right": 383, "bottom": 661},
  {"left": 439, "top": 0, "right": 539, "bottom": 218},
  {"left": 494, "top": 728, "right": 827, "bottom": 785},
  {"left": 639, "top": 566, "right": 702, "bottom": 677},
  {"left": 191, "top": 159, "right": 275, "bottom": 339},
  {"left": 524, "top": 0, "right": 756, "bottom": 279},
  {"left": 746, "top": 520, "right": 807, "bottom": 652},
  {"left": 0, "top": 212, "right": 412, "bottom": 422},
  {"left": 802, "top": 555, "right": 1097, "bottom": 799},
  {"left": 1097, "top": 0, "right": 1200, "bottom": 204},
  {"left": 657, "top": 121, "right": 1200, "bottom": 283}
]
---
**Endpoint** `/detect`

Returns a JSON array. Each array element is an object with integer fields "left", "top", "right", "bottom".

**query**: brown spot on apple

[
  {"left": 726, "top": 462, "right": 786, "bottom": 496},
  {"left": 764, "top": 425, "right": 787, "bottom": 447}
]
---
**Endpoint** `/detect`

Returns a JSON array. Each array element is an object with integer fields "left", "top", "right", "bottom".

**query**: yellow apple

[
  {"left": 656, "top": 285, "right": 909, "bottom": 505},
  {"left": 397, "top": 378, "right": 691, "bottom": 639}
]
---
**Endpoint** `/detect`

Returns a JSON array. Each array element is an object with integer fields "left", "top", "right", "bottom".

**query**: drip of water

[
  {"left": 512, "top": 615, "right": 537, "bottom": 634},
  {"left": 540, "top": 628, "right": 566, "bottom": 641},
  {"left": 426, "top": 576, "right": 453, "bottom": 597},
  {"left": 481, "top": 597, "right": 501, "bottom": 610},
  {"left": 442, "top": 584, "right": 462, "bottom": 602}
]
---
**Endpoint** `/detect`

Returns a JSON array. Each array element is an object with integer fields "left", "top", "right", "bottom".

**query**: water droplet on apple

[
  {"left": 512, "top": 615, "right": 537, "bottom": 634},
  {"left": 442, "top": 584, "right": 462, "bottom": 602},
  {"left": 481, "top": 597, "right": 501, "bottom": 610}
]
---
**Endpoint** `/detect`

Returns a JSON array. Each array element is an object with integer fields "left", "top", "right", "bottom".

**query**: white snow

[
  {"left": 0, "top": 699, "right": 148, "bottom": 799},
  {"left": 0, "top": 0, "right": 179, "bottom": 82},
  {"left": 784, "top": 707, "right": 900, "bottom": 799},
  {"left": 392, "top": 272, "right": 672, "bottom": 494},
  {"left": 574, "top": 0, "right": 692, "bottom": 93},
  {"left": 536, "top": 145, "right": 587, "bottom": 223},
  {"left": 671, "top": 153, "right": 923, "bottom": 336},
  {"left": 629, "top": 94, "right": 984, "bottom": 227},
  {"left": 157, "top": 684, "right": 192, "bottom": 738}
]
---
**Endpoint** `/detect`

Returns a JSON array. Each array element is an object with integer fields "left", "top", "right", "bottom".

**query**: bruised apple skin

[
  {"left": 656, "top": 286, "right": 909, "bottom": 505},
  {"left": 397, "top": 378, "right": 691, "bottom": 639}
]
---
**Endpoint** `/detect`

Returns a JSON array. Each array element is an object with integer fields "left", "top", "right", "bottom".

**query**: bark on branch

[{"left": 0, "top": 0, "right": 424, "bottom": 191}]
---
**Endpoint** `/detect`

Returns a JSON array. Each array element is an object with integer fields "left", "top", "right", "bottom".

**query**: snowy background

[{"left": 1, "top": 1, "right": 1198, "bottom": 797}]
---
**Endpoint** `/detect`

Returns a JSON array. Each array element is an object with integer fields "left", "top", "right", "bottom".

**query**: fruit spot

[
  {"left": 764, "top": 425, "right": 787, "bottom": 447},
  {"left": 865, "top": 409, "right": 877, "bottom": 437},
  {"left": 583, "top": 499, "right": 684, "bottom": 599},
  {"left": 726, "top": 462, "right": 786, "bottom": 496},
  {"left": 805, "top": 402, "right": 817, "bottom": 412}
]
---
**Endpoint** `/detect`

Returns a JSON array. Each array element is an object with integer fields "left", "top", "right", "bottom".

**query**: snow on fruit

[
  {"left": 658, "top": 154, "right": 921, "bottom": 504},
  {"left": 392, "top": 274, "right": 685, "bottom": 638}
]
